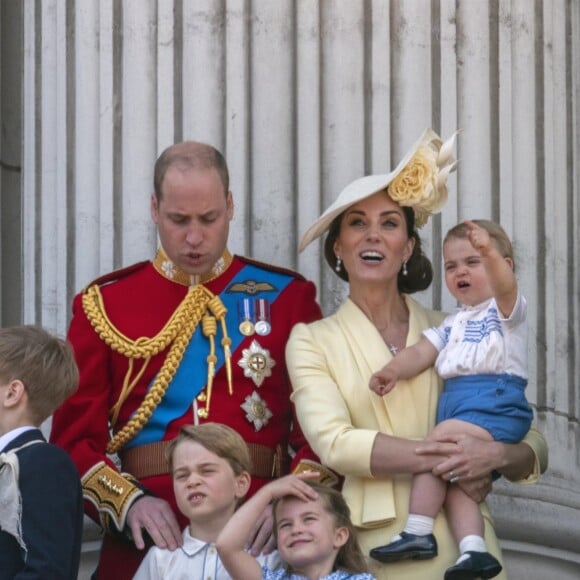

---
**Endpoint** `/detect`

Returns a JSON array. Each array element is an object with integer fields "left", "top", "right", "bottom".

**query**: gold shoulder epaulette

[{"left": 293, "top": 459, "right": 339, "bottom": 488}]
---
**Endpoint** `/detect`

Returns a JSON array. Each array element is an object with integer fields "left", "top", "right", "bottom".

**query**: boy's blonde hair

[
  {"left": 166, "top": 422, "right": 252, "bottom": 476},
  {"left": 444, "top": 219, "right": 515, "bottom": 269},
  {"left": 0, "top": 325, "right": 79, "bottom": 424}
]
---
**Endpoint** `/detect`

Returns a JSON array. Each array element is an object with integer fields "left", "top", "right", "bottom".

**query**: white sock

[
  {"left": 404, "top": 514, "right": 435, "bottom": 536},
  {"left": 456, "top": 535, "right": 487, "bottom": 563},
  {"left": 389, "top": 514, "right": 435, "bottom": 542}
]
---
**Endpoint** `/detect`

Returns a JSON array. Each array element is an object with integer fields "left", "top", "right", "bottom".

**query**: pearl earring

[
  {"left": 335, "top": 256, "right": 342, "bottom": 272},
  {"left": 402, "top": 260, "right": 408, "bottom": 276}
]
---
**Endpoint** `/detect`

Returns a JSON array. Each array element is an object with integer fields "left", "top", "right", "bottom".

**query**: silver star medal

[
  {"left": 241, "top": 391, "right": 273, "bottom": 431},
  {"left": 238, "top": 340, "right": 276, "bottom": 387}
]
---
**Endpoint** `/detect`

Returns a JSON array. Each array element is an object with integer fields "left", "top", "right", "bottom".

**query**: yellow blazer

[{"left": 287, "top": 296, "right": 543, "bottom": 579}]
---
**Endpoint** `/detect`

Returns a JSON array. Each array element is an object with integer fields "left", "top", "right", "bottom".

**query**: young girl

[
  {"left": 367, "top": 220, "right": 533, "bottom": 580},
  {"left": 216, "top": 472, "right": 376, "bottom": 580}
]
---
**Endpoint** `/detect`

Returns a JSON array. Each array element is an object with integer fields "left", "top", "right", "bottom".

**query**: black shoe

[
  {"left": 369, "top": 531, "right": 438, "bottom": 563},
  {"left": 444, "top": 551, "right": 503, "bottom": 580}
]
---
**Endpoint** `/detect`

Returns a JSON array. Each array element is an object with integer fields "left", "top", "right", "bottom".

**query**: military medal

[
  {"left": 238, "top": 340, "right": 276, "bottom": 387},
  {"left": 239, "top": 320, "right": 254, "bottom": 336},
  {"left": 238, "top": 298, "right": 255, "bottom": 336},
  {"left": 241, "top": 391, "right": 273, "bottom": 431},
  {"left": 254, "top": 298, "right": 272, "bottom": 336}
]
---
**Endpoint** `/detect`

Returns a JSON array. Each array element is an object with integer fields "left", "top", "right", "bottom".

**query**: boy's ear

[
  {"left": 3, "top": 379, "right": 26, "bottom": 408},
  {"left": 234, "top": 471, "right": 251, "bottom": 499}
]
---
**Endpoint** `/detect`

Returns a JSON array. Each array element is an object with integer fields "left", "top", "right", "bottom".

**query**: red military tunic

[{"left": 51, "top": 249, "right": 331, "bottom": 579}]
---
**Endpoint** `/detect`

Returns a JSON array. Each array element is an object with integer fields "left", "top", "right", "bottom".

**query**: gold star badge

[
  {"left": 241, "top": 391, "right": 273, "bottom": 431},
  {"left": 238, "top": 340, "right": 276, "bottom": 387}
]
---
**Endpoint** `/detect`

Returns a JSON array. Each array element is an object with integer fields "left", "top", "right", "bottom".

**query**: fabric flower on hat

[
  {"left": 388, "top": 132, "right": 457, "bottom": 228},
  {"left": 298, "top": 128, "right": 458, "bottom": 252}
]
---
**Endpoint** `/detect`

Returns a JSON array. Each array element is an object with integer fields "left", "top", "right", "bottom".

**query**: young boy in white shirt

[{"left": 133, "top": 422, "right": 281, "bottom": 579}]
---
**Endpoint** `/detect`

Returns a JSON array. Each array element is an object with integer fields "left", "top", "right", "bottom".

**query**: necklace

[{"left": 377, "top": 322, "right": 408, "bottom": 356}]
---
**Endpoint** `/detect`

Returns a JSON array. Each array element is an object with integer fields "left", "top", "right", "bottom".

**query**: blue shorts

[{"left": 436, "top": 373, "right": 533, "bottom": 443}]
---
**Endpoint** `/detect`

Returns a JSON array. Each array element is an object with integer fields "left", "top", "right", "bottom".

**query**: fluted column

[{"left": 11, "top": 1, "right": 580, "bottom": 577}]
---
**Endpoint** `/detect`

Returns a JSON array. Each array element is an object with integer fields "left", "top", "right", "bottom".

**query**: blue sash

[{"left": 127, "top": 263, "right": 293, "bottom": 447}]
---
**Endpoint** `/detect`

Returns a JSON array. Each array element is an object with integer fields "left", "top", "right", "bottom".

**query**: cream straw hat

[{"left": 299, "top": 128, "right": 458, "bottom": 252}]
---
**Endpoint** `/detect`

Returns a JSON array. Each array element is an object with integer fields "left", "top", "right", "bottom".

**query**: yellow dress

[{"left": 287, "top": 296, "right": 543, "bottom": 580}]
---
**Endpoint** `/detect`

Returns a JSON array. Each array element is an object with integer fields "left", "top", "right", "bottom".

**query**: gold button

[{"left": 197, "top": 408, "right": 208, "bottom": 419}]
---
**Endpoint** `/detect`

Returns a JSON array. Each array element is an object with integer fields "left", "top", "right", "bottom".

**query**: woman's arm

[{"left": 369, "top": 432, "right": 449, "bottom": 477}]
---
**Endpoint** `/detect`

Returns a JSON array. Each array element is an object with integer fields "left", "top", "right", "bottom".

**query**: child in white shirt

[
  {"left": 368, "top": 220, "right": 533, "bottom": 580},
  {"left": 133, "top": 422, "right": 281, "bottom": 579}
]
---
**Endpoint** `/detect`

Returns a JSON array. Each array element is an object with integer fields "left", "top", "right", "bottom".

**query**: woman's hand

[
  {"left": 415, "top": 432, "right": 501, "bottom": 501},
  {"left": 419, "top": 433, "right": 501, "bottom": 480}
]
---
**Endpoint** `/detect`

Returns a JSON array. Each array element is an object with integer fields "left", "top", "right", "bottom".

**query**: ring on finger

[{"left": 449, "top": 474, "right": 460, "bottom": 484}]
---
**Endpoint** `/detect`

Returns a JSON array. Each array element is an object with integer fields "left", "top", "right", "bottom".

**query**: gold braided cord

[
  {"left": 80, "top": 283, "right": 217, "bottom": 454},
  {"left": 207, "top": 295, "right": 227, "bottom": 318},
  {"left": 220, "top": 319, "right": 233, "bottom": 394},
  {"left": 82, "top": 284, "right": 195, "bottom": 359},
  {"left": 202, "top": 315, "right": 218, "bottom": 416},
  {"left": 110, "top": 357, "right": 151, "bottom": 427},
  {"left": 105, "top": 318, "right": 197, "bottom": 454},
  {"left": 207, "top": 296, "right": 233, "bottom": 395},
  {"left": 82, "top": 279, "right": 234, "bottom": 453}
]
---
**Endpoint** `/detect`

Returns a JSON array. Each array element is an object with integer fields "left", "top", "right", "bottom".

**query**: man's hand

[
  {"left": 247, "top": 504, "right": 276, "bottom": 556},
  {"left": 126, "top": 495, "right": 183, "bottom": 551}
]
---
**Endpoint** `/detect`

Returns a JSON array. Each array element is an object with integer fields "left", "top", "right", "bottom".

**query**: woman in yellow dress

[{"left": 286, "top": 129, "right": 547, "bottom": 580}]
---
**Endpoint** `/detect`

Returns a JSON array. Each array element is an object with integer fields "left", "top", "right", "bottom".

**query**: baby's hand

[
  {"left": 369, "top": 368, "right": 397, "bottom": 396},
  {"left": 465, "top": 220, "right": 492, "bottom": 255}
]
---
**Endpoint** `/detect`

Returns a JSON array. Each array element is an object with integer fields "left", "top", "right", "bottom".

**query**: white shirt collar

[
  {"left": 181, "top": 527, "right": 218, "bottom": 557},
  {"left": 0, "top": 426, "right": 37, "bottom": 452}
]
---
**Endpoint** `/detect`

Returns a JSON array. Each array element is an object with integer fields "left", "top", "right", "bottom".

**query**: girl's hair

[
  {"left": 444, "top": 219, "right": 515, "bottom": 270},
  {"left": 323, "top": 192, "right": 433, "bottom": 293},
  {"left": 272, "top": 482, "right": 370, "bottom": 575}
]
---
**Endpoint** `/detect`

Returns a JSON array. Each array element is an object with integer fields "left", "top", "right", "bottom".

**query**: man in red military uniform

[{"left": 50, "top": 141, "right": 333, "bottom": 579}]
